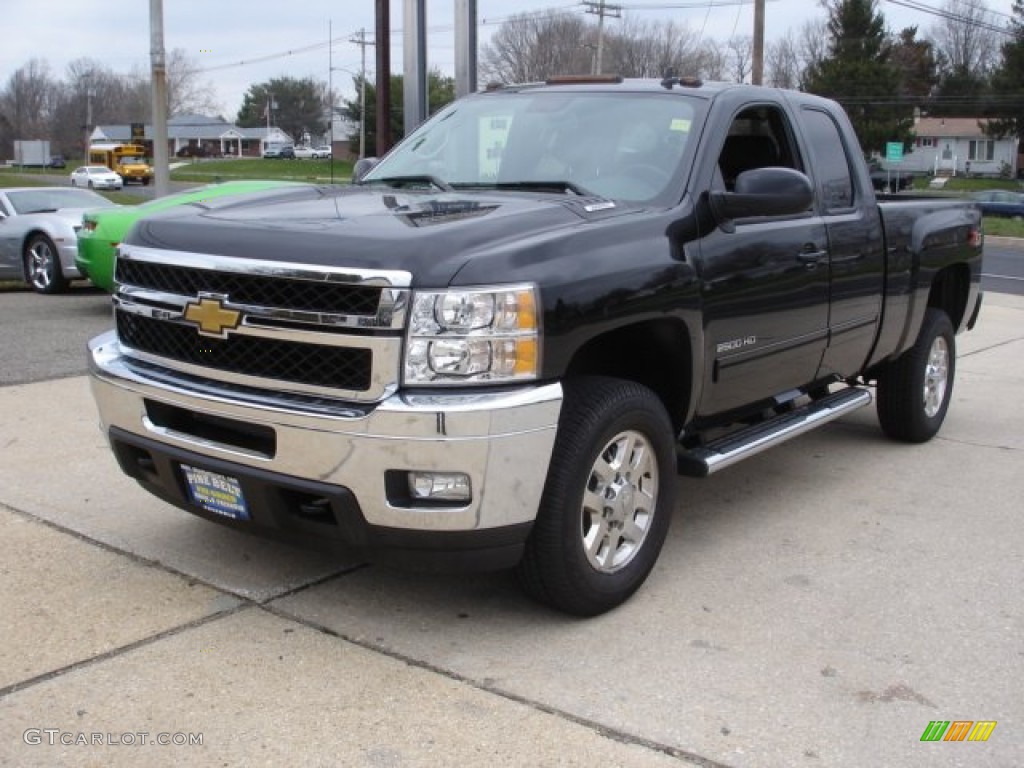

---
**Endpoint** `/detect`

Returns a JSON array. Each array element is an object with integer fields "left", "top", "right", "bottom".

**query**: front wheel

[
  {"left": 876, "top": 308, "right": 955, "bottom": 443},
  {"left": 24, "top": 234, "right": 68, "bottom": 294},
  {"left": 517, "top": 377, "right": 676, "bottom": 616}
]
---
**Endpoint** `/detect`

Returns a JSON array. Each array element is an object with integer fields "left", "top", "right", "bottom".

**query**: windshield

[
  {"left": 364, "top": 89, "right": 700, "bottom": 203},
  {"left": 7, "top": 189, "right": 116, "bottom": 214},
  {"left": 121, "top": 155, "right": 146, "bottom": 164}
]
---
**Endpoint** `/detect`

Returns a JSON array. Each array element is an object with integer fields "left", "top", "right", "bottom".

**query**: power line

[{"left": 883, "top": 0, "right": 1014, "bottom": 36}]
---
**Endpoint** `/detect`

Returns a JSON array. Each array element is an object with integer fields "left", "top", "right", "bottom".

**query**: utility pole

[
  {"left": 584, "top": 1, "right": 621, "bottom": 75},
  {"left": 349, "top": 27, "right": 374, "bottom": 159},
  {"left": 149, "top": 0, "right": 169, "bottom": 198},
  {"left": 84, "top": 74, "right": 94, "bottom": 160},
  {"left": 752, "top": 0, "right": 765, "bottom": 85}
]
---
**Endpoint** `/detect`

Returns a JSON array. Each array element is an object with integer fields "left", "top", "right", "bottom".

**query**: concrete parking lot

[{"left": 0, "top": 290, "right": 1021, "bottom": 767}]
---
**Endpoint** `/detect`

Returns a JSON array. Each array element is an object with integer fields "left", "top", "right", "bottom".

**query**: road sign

[{"left": 886, "top": 141, "right": 904, "bottom": 163}]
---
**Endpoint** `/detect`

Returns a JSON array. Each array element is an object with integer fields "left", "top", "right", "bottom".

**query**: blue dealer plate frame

[{"left": 181, "top": 464, "right": 250, "bottom": 521}]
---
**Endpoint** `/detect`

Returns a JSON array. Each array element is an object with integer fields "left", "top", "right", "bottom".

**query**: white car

[
  {"left": 70, "top": 166, "right": 123, "bottom": 190},
  {"left": 314, "top": 145, "right": 332, "bottom": 159},
  {"left": 292, "top": 146, "right": 319, "bottom": 159}
]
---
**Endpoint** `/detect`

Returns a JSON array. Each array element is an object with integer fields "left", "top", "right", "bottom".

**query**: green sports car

[{"left": 76, "top": 180, "right": 304, "bottom": 292}]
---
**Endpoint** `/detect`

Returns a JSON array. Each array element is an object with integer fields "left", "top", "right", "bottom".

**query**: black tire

[
  {"left": 24, "top": 234, "right": 68, "bottom": 294},
  {"left": 87, "top": 180, "right": 94, "bottom": 189},
  {"left": 517, "top": 377, "right": 676, "bottom": 616},
  {"left": 876, "top": 308, "right": 955, "bottom": 443}
]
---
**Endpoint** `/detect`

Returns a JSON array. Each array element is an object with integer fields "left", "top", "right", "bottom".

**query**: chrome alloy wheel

[
  {"left": 923, "top": 335, "right": 950, "bottom": 418},
  {"left": 581, "top": 429, "right": 659, "bottom": 573},
  {"left": 27, "top": 239, "right": 57, "bottom": 291}
]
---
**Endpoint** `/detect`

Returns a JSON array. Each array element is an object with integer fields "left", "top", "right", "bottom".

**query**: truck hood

[{"left": 126, "top": 184, "right": 632, "bottom": 285}]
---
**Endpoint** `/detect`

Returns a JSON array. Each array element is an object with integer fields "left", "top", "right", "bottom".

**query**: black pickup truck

[{"left": 89, "top": 77, "right": 983, "bottom": 616}]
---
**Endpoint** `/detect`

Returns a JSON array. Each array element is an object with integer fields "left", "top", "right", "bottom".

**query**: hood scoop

[{"left": 381, "top": 195, "right": 500, "bottom": 228}]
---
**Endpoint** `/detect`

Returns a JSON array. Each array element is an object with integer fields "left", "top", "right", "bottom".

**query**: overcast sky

[{"left": 0, "top": 0, "right": 1015, "bottom": 119}]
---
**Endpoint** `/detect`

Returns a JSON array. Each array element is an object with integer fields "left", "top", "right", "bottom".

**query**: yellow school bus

[{"left": 88, "top": 143, "right": 154, "bottom": 185}]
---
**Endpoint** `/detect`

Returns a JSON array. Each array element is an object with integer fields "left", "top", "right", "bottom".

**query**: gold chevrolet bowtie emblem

[{"left": 183, "top": 296, "right": 241, "bottom": 338}]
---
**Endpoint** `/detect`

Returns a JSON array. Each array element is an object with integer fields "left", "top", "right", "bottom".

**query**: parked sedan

[
  {"left": 969, "top": 189, "right": 1024, "bottom": 219},
  {"left": 70, "top": 165, "right": 123, "bottom": 190},
  {"left": 293, "top": 145, "right": 318, "bottom": 159},
  {"left": 0, "top": 187, "right": 117, "bottom": 293},
  {"left": 77, "top": 180, "right": 306, "bottom": 292}
]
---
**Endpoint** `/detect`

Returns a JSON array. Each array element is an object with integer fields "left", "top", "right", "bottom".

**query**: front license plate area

[{"left": 181, "top": 464, "right": 250, "bottom": 521}]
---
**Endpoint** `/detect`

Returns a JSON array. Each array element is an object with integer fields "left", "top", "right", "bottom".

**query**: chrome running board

[{"left": 677, "top": 387, "right": 872, "bottom": 477}]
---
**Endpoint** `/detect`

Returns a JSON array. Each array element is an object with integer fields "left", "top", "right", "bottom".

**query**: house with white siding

[{"left": 883, "top": 116, "right": 1019, "bottom": 179}]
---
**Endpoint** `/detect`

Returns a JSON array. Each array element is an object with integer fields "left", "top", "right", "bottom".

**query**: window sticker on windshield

[{"left": 670, "top": 118, "right": 691, "bottom": 132}]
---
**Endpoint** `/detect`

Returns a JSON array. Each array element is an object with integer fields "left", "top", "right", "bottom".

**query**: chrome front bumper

[{"left": 88, "top": 331, "right": 562, "bottom": 534}]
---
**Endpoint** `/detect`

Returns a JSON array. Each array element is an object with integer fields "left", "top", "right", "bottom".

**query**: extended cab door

[
  {"left": 695, "top": 102, "right": 830, "bottom": 417},
  {"left": 797, "top": 105, "right": 885, "bottom": 379}
]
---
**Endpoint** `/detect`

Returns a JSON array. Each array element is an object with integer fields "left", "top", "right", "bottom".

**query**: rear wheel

[
  {"left": 517, "top": 377, "right": 676, "bottom": 616},
  {"left": 24, "top": 234, "right": 68, "bottom": 294},
  {"left": 876, "top": 308, "right": 955, "bottom": 443}
]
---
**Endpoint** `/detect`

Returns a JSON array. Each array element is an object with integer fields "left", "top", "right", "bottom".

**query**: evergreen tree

[
  {"left": 890, "top": 27, "right": 937, "bottom": 106},
  {"left": 237, "top": 76, "right": 328, "bottom": 143},
  {"left": 929, "top": 61, "right": 991, "bottom": 118},
  {"left": 987, "top": 0, "right": 1024, "bottom": 139},
  {"left": 342, "top": 70, "right": 455, "bottom": 153},
  {"left": 802, "top": 0, "right": 913, "bottom": 156}
]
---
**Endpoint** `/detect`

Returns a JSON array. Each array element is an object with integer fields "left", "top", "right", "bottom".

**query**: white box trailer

[{"left": 14, "top": 139, "right": 51, "bottom": 167}]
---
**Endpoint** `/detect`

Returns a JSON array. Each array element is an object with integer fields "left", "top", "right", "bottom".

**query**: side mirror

[
  {"left": 709, "top": 167, "right": 814, "bottom": 223},
  {"left": 352, "top": 157, "right": 380, "bottom": 183}
]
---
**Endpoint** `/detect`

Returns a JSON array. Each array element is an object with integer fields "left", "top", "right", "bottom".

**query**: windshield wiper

[
  {"left": 454, "top": 180, "right": 596, "bottom": 197},
  {"left": 362, "top": 175, "right": 453, "bottom": 192}
]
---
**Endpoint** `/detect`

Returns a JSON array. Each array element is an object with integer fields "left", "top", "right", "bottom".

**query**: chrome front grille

[
  {"left": 116, "top": 259, "right": 383, "bottom": 316},
  {"left": 116, "top": 312, "right": 373, "bottom": 390},
  {"left": 113, "top": 246, "right": 411, "bottom": 402}
]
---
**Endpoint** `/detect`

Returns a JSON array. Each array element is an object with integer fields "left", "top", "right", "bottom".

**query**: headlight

[{"left": 404, "top": 284, "right": 539, "bottom": 385}]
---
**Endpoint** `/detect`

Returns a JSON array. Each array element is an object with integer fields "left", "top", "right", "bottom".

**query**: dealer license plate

[{"left": 181, "top": 464, "right": 250, "bottom": 521}]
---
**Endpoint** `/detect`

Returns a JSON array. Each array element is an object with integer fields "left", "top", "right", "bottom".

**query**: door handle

[{"left": 797, "top": 247, "right": 828, "bottom": 268}]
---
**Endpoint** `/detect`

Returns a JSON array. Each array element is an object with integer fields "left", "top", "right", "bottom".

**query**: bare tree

[
  {"left": 727, "top": 36, "right": 754, "bottom": 83},
  {"left": 697, "top": 40, "right": 729, "bottom": 81},
  {"left": 929, "top": 0, "right": 999, "bottom": 77},
  {"left": 48, "top": 59, "right": 146, "bottom": 157},
  {"left": 797, "top": 18, "right": 829, "bottom": 89},
  {"left": 765, "top": 32, "right": 802, "bottom": 88},
  {"left": 480, "top": 12, "right": 593, "bottom": 83},
  {"left": 0, "top": 59, "right": 58, "bottom": 140},
  {"left": 604, "top": 17, "right": 706, "bottom": 78}
]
